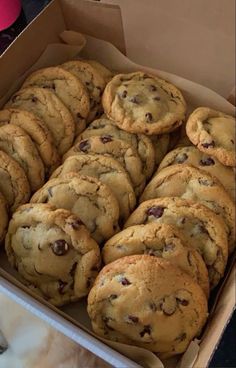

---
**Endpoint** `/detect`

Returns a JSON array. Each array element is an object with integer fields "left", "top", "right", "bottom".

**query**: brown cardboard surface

[{"left": 0, "top": 1, "right": 235, "bottom": 367}]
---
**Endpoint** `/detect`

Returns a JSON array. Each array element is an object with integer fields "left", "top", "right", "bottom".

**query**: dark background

[{"left": 0, "top": 1, "right": 235, "bottom": 367}]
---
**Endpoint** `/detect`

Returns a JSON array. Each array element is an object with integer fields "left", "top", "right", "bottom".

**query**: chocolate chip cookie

[
  {"left": 157, "top": 146, "right": 235, "bottom": 200},
  {"left": 0, "top": 150, "right": 30, "bottom": 212},
  {"left": 63, "top": 136, "right": 146, "bottom": 196},
  {"left": 6, "top": 87, "right": 75, "bottom": 155},
  {"left": 125, "top": 197, "right": 228, "bottom": 289},
  {"left": 5, "top": 203, "right": 101, "bottom": 306},
  {"left": 30, "top": 173, "right": 120, "bottom": 244},
  {"left": 87, "top": 255, "right": 208, "bottom": 359},
  {"left": 61, "top": 60, "right": 106, "bottom": 122},
  {"left": 22, "top": 66, "right": 90, "bottom": 135},
  {"left": 51, "top": 154, "right": 136, "bottom": 222},
  {"left": 186, "top": 107, "right": 235, "bottom": 167},
  {"left": 102, "top": 72, "right": 186, "bottom": 135},
  {"left": 75, "top": 117, "right": 155, "bottom": 178},
  {"left": 0, "top": 108, "right": 60, "bottom": 175},
  {"left": 0, "top": 124, "right": 45, "bottom": 192},
  {"left": 103, "top": 223, "right": 209, "bottom": 297},
  {"left": 140, "top": 164, "right": 235, "bottom": 253},
  {"left": 0, "top": 191, "right": 8, "bottom": 243}
]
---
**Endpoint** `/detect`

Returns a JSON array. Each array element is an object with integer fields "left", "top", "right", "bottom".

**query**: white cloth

[{"left": 0, "top": 292, "right": 109, "bottom": 368}]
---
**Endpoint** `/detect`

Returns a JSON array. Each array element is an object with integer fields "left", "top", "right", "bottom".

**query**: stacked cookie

[
  {"left": 1, "top": 60, "right": 113, "bottom": 305},
  {"left": 2, "top": 65, "right": 235, "bottom": 359}
]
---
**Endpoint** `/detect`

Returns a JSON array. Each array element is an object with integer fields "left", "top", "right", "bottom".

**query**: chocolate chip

[
  {"left": 202, "top": 141, "right": 215, "bottom": 148},
  {"left": 149, "top": 302, "right": 157, "bottom": 311},
  {"left": 100, "top": 135, "right": 113, "bottom": 144},
  {"left": 51, "top": 239, "right": 69, "bottom": 256},
  {"left": 153, "top": 96, "right": 160, "bottom": 101},
  {"left": 230, "top": 139, "right": 234, "bottom": 144},
  {"left": 176, "top": 298, "right": 189, "bottom": 306},
  {"left": 69, "top": 219, "right": 84, "bottom": 229},
  {"left": 200, "top": 157, "right": 215, "bottom": 166},
  {"left": 146, "top": 206, "right": 165, "bottom": 218},
  {"left": 79, "top": 139, "right": 90, "bottom": 152},
  {"left": 175, "top": 333, "right": 187, "bottom": 341},
  {"left": 58, "top": 280, "right": 67, "bottom": 294},
  {"left": 179, "top": 217, "right": 186, "bottom": 225},
  {"left": 175, "top": 153, "right": 188, "bottom": 163},
  {"left": 85, "top": 81, "right": 90, "bottom": 86},
  {"left": 121, "top": 90, "right": 127, "bottom": 98},
  {"left": 109, "top": 294, "right": 118, "bottom": 301},
  {"left": 164, "top": 243, "right": 175, "bottom": 252},
  {"left": 118, "top": 276, "right": 131, "bottom": 286},
  {"left": 127, "top": 315, "right": 139, "bottom": 324},
  {"left": 198, "top": 178, "right": 213, "bottom": 186},
  {"left": 140, "top": 325, "right": 151, "bottom": 337},
  {"left": 150, "top": 85, "right": 157, "bottom": 91},
  {"left": 130, "top": 95, "right": 140, "bottom": 104},
  {"left": 31, "top": 97, "right": 38, "bottom": 103},
  {"left": 145, "top": 112, "right": 153, "bottom": 122}
]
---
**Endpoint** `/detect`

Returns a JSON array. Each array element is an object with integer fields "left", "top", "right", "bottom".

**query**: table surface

[{"left": 0, "top": 1, "right": 235, "bottom": 367}]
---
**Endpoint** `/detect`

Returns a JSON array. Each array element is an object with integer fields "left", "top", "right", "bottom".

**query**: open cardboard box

[{"left": 0, "top": 1, "right": 235, "bottom": 367}]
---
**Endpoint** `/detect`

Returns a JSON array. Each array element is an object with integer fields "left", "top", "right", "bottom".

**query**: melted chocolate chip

[
  {"left": 150, "top": 85, "right": 157, "bottom": 91},
  {"left": 145, "top": 112, "right": 153, "bottom": 122},
  {"left": 130, "top": 95, "right": 140, "bottom": 104},
  {"left": 198, "top": 178, "right": 213, "bottom": 186},
  {"left": 175, "top": 153, "right": 188, "bottom": 163},
  {"left": 140, "top": 325, "right": 151, "bottom": 337},
  {"left": 51, "top": 239, "right": 69, "bottom": 256},
  {"left": 31, "top": 97, "right": 38, "bottom": 103},
  {"left": 121, "top": 90, "right": 127, "bottom": 98},
  {"left": 58, "top": 280, "right": 67, "bottom": 294},
  {"left": 164, "top": 243, "right": 175, "bottom": 252},
  {"left": 230, "top": 139, "right": 234, "bottom": 144},
  {"left": 119, "top": 276, "right": 131, "bottom": 286},
  {"left": 202, "top": 141, "right": 215, "bottom": 148},
  {"left": 176, "top": 298, "right": 189, "bottom": 306},
  {"left": 79, "top": 139, "right": 91, "bottom": 152},
  {"left": 100, "top": 135, "right": 113, "bottom": 144},
  {"left": 127, "top": 315, "right": 139, "bottom": 324},
  {"left": 200, "top": 157, "right": 215, "bottom": 166},
  {"left": 69, "top": 219, "right": 84, "bottom": 229},
  {"left": 153, "top": 96, "right": 160, "bottom": 101},
  {"left": 146, "top": 206, "right": 165, "bottom": 218}
]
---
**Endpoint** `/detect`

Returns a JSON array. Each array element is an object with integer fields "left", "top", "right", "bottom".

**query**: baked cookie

[
  {"left": 61, "top": 60, "right": 106, "bottom": 122},
  {"left": 140, "top": 164, "right": 235, "bottom": 253},
  {"left": 102, "top": 72, "right": 186, "bottom": 135},
  {"left": 51, "top": 154, "right": 136, "bottom": 222},
  {"left": 103, "top": 223, "right": 209, "bottom": 297},
  {"left": 186, "top": 107, "right": 235, "bottom": 167},
  {"left": 0, "top": 191, "right": 8, "bottom": 243},
  {"left": 0, "top": 124, "right": 44, "bottom": 192},
  {"left": 5, "top": 203, "right": 101, "bottom": 306},
  {"left": 0, "top": 150, "right": 30, "bottom": 212},
  {"left": 150, "top": 134, "right": 170, "bottom": 165},
  {"left": 75, "top": 117, "right": 155, "bottom": 179},
  {"left": 22, "top": 66, "right": 90, "bottom": 135},
  {"left": 6, "top": 87, "right": 75, "bottom": 155},
  {"left": 30, "top": 173, "right": 120, "bottom": 244},
  {"left": 0, "top": 108, "right": 60, "bottom": 175},
  {"left": 87, "top": 255, "right": 208, "bottom": 359},
  {"left": 63, "top": 136, "right": 146, "bottom": 196},
  {"left": 84, "top": 59, "right": 113, "bottom": 83},
  {"left": 157, "top": 146, "right": 235, "bottom": 200},
  {"left": 124, "top": 197, "right": 228, "bottom": 289}
]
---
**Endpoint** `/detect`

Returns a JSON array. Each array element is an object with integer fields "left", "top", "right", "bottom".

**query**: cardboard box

[{"left": 0, "top": 1, "right": 235, "bottom": 367}]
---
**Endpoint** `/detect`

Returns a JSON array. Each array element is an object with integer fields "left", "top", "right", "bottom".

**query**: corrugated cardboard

[{"left": 0, "top": 1, "right": 235, "bottom": 367}]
